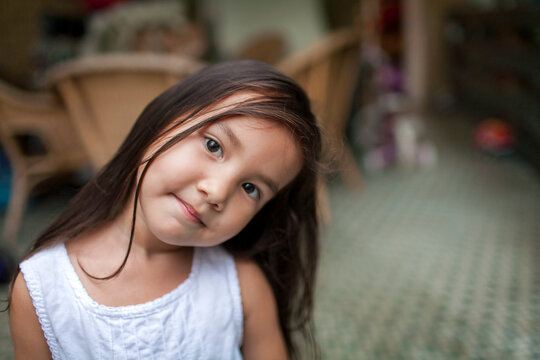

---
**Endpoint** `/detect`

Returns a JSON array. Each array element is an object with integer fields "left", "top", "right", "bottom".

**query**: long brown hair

[{"left": 9, "top": 60, "right": 323, "bottom": 358}]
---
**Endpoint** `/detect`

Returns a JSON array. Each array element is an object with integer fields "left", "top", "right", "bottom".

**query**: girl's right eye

[
  {"left": 242, "top": 183, "right": 261, "bottom": 200},
  {"left": 205, "top": 138, "right": 223, "bottom": 158}
]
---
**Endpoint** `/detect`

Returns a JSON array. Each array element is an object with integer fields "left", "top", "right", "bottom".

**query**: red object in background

[
  {"left": 379, "top": 0, "right": 401, "bottom": 33},
  {"left": 474, "top": 118, "right": 515, "bottom": 154},
  {"left": 81, "top": 0, "right": 129, "bottom": 11}
]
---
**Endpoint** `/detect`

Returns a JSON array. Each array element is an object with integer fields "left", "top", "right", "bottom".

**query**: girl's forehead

[
  {"left": 200, "top": 91, "right": 264, "bottom": 118},
  {"left": 209, "top": 115, "right": 289, "bottom": 138},
  {"left": 162, "top": 91, "right": 262, "bottom": 132},
  {"left": 168, "top": 91, "right": 271, "bottom": 133}
]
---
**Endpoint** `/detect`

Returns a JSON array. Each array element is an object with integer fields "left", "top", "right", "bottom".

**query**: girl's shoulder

[
  {"left": 234, "top": 257, "right": 289, "bottom": 358},
  {"left": 10, "top": 272, "right": 53, "bottom": 359},
  {"left": 19, "top": 241, "right": 71, "bottom": 299},
  {"left": 234, "top": 257, "right": 273, "bottom": 313},
  {"left": 20, "top": 241, "right": 66, "bottom": 269}
]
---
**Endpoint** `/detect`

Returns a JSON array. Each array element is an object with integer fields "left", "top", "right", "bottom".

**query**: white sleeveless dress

[{"left": 20, "top": 243, "right": 244, "bottom": 360}]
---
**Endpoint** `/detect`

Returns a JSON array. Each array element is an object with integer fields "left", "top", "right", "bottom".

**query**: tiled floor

[
  {"left": 315, "top": 113, "right": 540, "bottom": 359},
  {"left": 0, "top": 112, "right": 539, "bottom": 359}
]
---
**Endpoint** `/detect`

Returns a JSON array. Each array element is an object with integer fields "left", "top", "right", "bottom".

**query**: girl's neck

[{"left": 66, "top": 217, "right": 195, "bottom": 307}]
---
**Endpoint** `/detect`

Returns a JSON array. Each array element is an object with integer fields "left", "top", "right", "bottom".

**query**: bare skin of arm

[
  {"left": 9, "top": 273, "right": 52, "bottom": 360},
  {"left": 236, "top": 258, "right": 289, "bottom": 360}
]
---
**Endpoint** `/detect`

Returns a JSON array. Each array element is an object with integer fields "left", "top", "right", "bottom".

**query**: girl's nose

[{"left": 196, "top": 177, "right": 231, "bottom": 211}]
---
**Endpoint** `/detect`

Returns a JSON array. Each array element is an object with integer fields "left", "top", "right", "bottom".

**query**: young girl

[{"left": 8, "top": 60, "right": 323, "bottom": 359}]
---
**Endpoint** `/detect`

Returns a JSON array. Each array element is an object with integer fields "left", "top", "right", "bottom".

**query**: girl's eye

[
  {"left": 242, "top": 183, "right": 260, "bottom": 199},
  {"left": 205, "top": 138, "right": 223, "bottom": 158}
]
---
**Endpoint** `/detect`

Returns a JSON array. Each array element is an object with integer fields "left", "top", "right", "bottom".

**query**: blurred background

[{"left": 0, "top": 0, "right": 539, "bottom": 358}]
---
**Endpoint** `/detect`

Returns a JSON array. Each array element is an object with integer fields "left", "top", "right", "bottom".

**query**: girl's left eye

[
  {"left": 242, "top": 183, "right": 260, "bottom": 199},
  {"left": 205, "top": 138, "right": 223, "bottom": 158}
]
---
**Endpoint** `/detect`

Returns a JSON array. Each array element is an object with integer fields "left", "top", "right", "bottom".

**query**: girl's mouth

[{"left": 174, "top": 195, "right": 205, "bottom": 226}]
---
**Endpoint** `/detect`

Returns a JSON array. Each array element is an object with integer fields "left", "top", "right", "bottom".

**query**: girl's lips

[{"left": 175, "top": 196, "right": 204, "bottom": 225}]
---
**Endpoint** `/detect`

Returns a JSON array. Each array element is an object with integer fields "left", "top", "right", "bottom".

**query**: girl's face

[{"left": 134, "top": 103, "right": 303, "bottom": 249}]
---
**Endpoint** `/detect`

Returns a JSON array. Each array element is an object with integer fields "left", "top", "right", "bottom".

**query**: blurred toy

[
  {"left": 357, "top": 92, "right": 438, "bottom": 171},
  {"left": 364, "top": 113, "right": 437, "bottom": 171},
  {"left": 474, "top": 118, "right": 515, "bottom": 155},
  {"left": 394, "top": 113, "right": 437, "bottom": 168}
]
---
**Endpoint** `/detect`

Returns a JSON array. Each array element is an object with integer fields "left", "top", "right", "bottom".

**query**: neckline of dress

[{"left": 58, "top": 242, "right": 200, "bottom": 317}]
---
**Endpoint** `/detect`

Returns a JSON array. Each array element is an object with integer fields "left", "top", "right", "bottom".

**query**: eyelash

[
  {"left": 242, "top": 183, "right": 260, "bottom": 200},
  {"left": 205, "top": 137, "right": 223, "bottom": 158}
]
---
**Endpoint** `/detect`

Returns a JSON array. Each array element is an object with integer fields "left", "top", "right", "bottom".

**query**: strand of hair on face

[
  {"left": 76, "top": 162, "right": 151, "bottom": 281},
  {"left": 75, "top": 120, "right": 206, "bottom": 281}
]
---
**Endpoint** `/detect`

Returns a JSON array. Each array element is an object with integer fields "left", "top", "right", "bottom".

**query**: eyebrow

[
  {"left": 216, "top": 122, "right": 242, "bottom": 149},
  {"left": 258, "top": 175, "right": 279, "bottom": 195}
]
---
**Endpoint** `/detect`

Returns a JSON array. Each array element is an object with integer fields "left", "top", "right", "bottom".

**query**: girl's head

[
  {"left": 136, "top": 103, "right": 304, "bottom": 249},
  {"left": 29, "top": 60, "right": 322, "bottom": 357},
  {"left": 102, "top": 60, "right": 322, "bottom": 250}
]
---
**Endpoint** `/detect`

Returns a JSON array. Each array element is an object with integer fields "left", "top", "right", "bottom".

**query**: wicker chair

[
  {"left": 279, "top": 28, "right": 363, "bottom": 189},
  {"left": 44, "top": 53, "right": 205, "bottom": 171},
  {"left": 0, "top": 80, "right": 87, "bottom": 245},
  {"left": 235, "top": 32, "right": 286, "bottom": 66}
]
